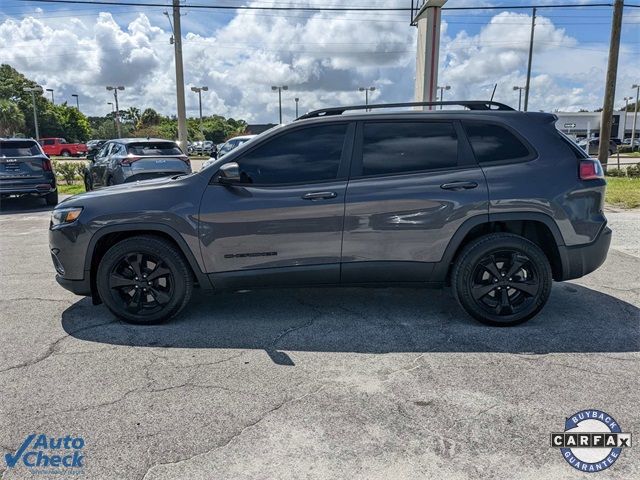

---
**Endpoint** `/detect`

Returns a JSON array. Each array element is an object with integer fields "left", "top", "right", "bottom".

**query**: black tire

[
  {"left": 84, "top": 175, "right": 92, "bottom": 192},
  {"left": 96, "top": 235, "right": 193, "bottom": 324},
  {"left": 451, "top": 233, "right": 552, "bottom": 327},
  {"left": 45, "top": 190, "right": 58, "bottom": 206},
  {"left": 61, "top": 150, "right": 71, "bottom": 157},
  {"left": 106, "top": 177, "right": 115, "bottom": 186}
]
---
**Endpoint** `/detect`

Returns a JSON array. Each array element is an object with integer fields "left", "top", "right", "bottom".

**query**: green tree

[
  {"left": 0, "top": 99, "right": 25, "bottom": 136},
  {"left": 140, "top": 108, "right": 162, "bottom": 127}
]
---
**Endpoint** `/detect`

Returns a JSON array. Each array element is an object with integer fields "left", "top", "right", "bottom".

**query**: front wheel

[
  {"left": 96, "top": 236, "right": 193, "bottom": 324},
  {"left": 451, "top": 233, "right": 552, "bottom": 327},
  {"left": 61, "top": 150, "right": 71, "bottom": 157}
]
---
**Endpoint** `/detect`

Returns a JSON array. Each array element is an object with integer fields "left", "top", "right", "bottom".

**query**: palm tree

[{"left": 0, "top": 99, "right": 26, "bottom": 137}]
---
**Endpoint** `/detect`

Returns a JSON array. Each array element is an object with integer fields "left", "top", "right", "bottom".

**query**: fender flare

[{"left": 84, "top": 223, "right": 212, "bottom": 290}]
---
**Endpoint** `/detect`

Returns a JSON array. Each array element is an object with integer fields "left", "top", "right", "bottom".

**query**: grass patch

[
  {"left": 606, "top": 177, "right": 640, "bottom": 209},
  {"left": 57, "top": 183, "right": 85, "bottom": 196}
]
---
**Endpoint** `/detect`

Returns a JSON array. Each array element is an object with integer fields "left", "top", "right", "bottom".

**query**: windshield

[{"left": 0, "top": 141, "right": 42, "bottom": 157}]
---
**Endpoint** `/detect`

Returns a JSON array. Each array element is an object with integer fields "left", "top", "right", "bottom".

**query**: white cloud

[{"left": 0, "top": 3, "right": 637, "bottom": 123}]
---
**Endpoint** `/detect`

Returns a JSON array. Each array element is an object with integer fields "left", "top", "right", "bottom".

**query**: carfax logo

[
  {"left": 4, "top": 434, "right": 85, "bottom": 474},
  {"left": 551, "top": 410, "right": 632, "bottom": 472}
]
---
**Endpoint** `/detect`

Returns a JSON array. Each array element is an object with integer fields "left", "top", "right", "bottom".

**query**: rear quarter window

[{"left": 463, "top": 122, "right": 533, "bottom": 163}]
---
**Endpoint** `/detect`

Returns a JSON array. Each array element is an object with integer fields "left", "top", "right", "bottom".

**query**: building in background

[{"left": 554, "top": 111, "right": 635, "bottom": 141}]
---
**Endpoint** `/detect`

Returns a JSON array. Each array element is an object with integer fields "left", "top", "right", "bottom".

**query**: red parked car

[{"left": 40, "top": 138, "right": 88, "bottom": 157}]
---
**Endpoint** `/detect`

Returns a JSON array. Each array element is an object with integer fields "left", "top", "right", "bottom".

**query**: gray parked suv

[
  {"left": 84, "top": 138, "right": 191, "bottom": 190},
  {"left": 49, "top": 101, "right": 611, "bottom": 326}
]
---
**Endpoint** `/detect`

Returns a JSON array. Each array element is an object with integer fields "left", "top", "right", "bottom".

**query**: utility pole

[
  {"left": 523, "top": 7, "right": 537, "bottom": 112},
  {"left": 631, "top": 84, "right": 639, "bottom": 150},
  {"left": 173, "top": 0, "right": 188, "bottom": 150},
  {"left": 294, "top": 97, "right": 299, "bottom": 118},
  {"left": 271, "top": 85, "right": 288, "bottom": 123},
  {"left": 598, "top": 0, "right": 624, "bottom": 165},
  {"left": 191, "top": 86, "right": 208, "bottom": 137},
  {"left": 106, "top": 86, "right": 124, "bottom": 137},
  {"left": 23, "top": 87, "right": 42, "bottom": 140}
]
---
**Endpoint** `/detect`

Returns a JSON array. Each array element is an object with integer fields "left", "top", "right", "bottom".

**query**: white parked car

[{"left": 201, "top": 135, "right": 256, "bottom": 170}]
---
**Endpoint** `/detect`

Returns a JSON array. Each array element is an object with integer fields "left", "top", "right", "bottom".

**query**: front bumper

[
  {"left": 559, "top": 226, "right": 612, "bottom": 281},
  {"left": 55, "top": 274, "right": 91, "bottom": 296}
]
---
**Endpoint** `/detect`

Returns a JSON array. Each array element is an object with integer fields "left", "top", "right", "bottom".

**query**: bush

[
  {"left": 52, "top": 160, "right": 82, "bottom": 185},
  {"left": 605, "top": 168, "right": 626, "bottom": 177},
  {"left": 626, "top": 163, "right": 640, "bottom": 178}
]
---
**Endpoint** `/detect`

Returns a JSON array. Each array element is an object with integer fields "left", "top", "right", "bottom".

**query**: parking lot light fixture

[
  {"left": 46, "top": 88, "right": 54, "bottom": 104},
  {"left": 191, "top": 86, "right": 209, "bottom": 137},
  {"left": 106, "top": 86, "right": 125, "bottom": 138},
  {"left": 358, "top": 86, "right": 376, "bottom": 108},
  {"left": 271, "top": 85, "right": 288, "bottom": 124},
  {"left": 437, "top": 85, "right": 451, "bottom": 109},
  {"left": 631, "top": 84, "right": 640, "bottom": 150},
  {"left": 513, "top": 86, "right": 526, "bottom": 111},
  {"left": 23, "top": 86, "right": 43, "bottom": 140},
  {"left": 71, "top": 94, "right": 79, "bottom": 110}
]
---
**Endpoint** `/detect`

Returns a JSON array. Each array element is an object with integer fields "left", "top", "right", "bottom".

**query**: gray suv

[
  {"left": 49, "top": 101, "right": 611, "bottom": 326},
  {"left": 84, "top": 138, "right": 191, "bottom": 190}
]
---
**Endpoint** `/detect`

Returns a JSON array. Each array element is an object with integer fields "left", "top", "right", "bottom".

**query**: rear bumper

[
  {"left": 559, "top": 226, "right": 612, "bottom": 281},
  {"left": 0, "top": 184, "right": 56, "bottom": 196},
  {"left": 56, "top": 274, "right": 91, "bottom": 296}
]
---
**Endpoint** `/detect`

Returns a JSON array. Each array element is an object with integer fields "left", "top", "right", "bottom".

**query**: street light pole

[
  {"left": 271, "top": 85, "right": 288, "bottom": 124},
  {"left": 358, "top": 86, "right": 376, "bottom": 111},
  {"left": 631, "top": 84, "right": 640, "bottom": 150},
  {"left": 71, "top": 94, "right": 79, "bottom": 110},
  {"left": 107, "top": 102, "right": 117, "bottom": 137},
  {"left": 523, "top": 7, "right": 537, "bottom": 112},
  {"left": 191, "top": 86, "right": 208, "bottom": 137},
  {"left": 171, "top": 0, "right": 188, "bottom": 150},
  {"left": 106, "top": 86, "right": 124, "bottom": 138},
  {"left": 437, "top": 85, "right": 450, "bottom": 109},
  {"left": 513, "top": 86, "right": 525, "bottom": 111},
  {"left": 295, "top": 97, "right": 299, "bottom": 118},
  {"left": 23, "top": 87, "right": 42, "bottom": 140},
  {"left": 46, "top": 88, "right": 54, "bottom": 104}
]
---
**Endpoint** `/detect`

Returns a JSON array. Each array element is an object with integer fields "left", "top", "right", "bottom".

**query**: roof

[{"left": 109, "top": 138, "right": 178, "bottom": 144}]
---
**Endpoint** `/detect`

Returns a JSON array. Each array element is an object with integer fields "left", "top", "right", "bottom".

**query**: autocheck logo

[
  {"left": 4, "top": 434, "right": 85, "bottom": 474},
  {"left": 551, "top": 410, "right": 632, "bottom": 472}
]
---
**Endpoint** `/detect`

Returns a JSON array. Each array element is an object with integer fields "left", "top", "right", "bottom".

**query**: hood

[{"left": 57, "top": 175, "right": 195, "bottom": 207}]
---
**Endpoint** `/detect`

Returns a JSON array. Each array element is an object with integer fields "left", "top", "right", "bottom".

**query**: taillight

[
  {"left": 42, "top": 158, "right": 52, "bottom": 171},
  {"left": 121, "top": 156, "right": 142, "bottom": 165},
  {"left": 579, "top": 159, "right": 604, "bottom": 180}
]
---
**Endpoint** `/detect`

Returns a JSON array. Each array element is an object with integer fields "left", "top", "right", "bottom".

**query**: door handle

[
  {"left": 302, "top": 191, "right": 337, "bottom": 200},
  {"left": 440, "top": 181, "right": 478, "bottom": 191}
]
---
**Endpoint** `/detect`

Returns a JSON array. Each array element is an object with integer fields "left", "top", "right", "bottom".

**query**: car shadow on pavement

[
  {"left": 0, "top": 196, "right": 53, "bottom": 215},
  {"left": 61, "top": 282, "right": 639, "bottom": 364}
]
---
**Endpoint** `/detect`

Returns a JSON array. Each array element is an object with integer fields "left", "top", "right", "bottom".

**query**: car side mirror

[{"left": 218, "top": 162, "right": 241, "bottom": 184}]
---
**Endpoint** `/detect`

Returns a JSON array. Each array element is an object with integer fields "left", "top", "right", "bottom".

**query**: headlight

[{"left": 51, "top": 207, "right": 83, "bottom": 226}]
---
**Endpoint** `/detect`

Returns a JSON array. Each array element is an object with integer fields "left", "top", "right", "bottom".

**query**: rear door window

[
  {"left": 462, "top": 122, "right": 533, "bottom": 163},
  {"left": 360, "top": 122, "right": 459, "bottom": 176}
]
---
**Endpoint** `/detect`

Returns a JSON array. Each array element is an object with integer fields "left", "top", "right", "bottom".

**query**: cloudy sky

[{"left": 1, "top": 0, "right": 639, "bottom": 123}]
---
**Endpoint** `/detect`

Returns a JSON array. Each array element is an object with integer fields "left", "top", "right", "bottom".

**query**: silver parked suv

[{"left": 50, "top": 101, "right": 611, "bottom": 326}]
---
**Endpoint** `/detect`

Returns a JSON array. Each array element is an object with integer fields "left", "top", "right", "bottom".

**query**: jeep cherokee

[{"left": 49, "top": 101, "right": 611, "bottom": 326}]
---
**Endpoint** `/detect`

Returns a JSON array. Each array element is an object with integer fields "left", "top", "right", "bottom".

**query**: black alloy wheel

[
  {"left": 452, "top": 233, "right": 552, "bottom": 326},
  {"left": 97, "top": 236, "right": 193, "bottom": 324}
]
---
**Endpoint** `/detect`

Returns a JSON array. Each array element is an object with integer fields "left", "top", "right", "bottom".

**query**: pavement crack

[{"left": 140, "top": 382, "right": 326, "bottom": 480}]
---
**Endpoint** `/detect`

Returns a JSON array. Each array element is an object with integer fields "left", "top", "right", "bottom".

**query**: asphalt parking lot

[{"left": 1, "top": 196, "right": 638, "bottom": 479}]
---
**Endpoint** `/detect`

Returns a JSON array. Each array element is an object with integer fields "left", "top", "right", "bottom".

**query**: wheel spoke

[
  {"left": 495, "top": 288, "right": 512, "bottom": 315},
  {"left": 110, "top": 273, "right": 135, "bottom": 289},
  {"left": 127, "top": 289, "right": 142, "bottom": 312},
  {"left": 149, "top": 288, "right": 171, "bottom": 305},
  {"left": 147, "top": 265, "right": 170, "bottom": 281},
  {"left": 482, "top": 255, "right": 502, "bottom": 280},
  {"left": 510, "top": 281, "right": 538, "bottom": 296},
  {"left": 505, "top": 253, "right": 526, "bottom": 279},
  {"left": 472, "top": 283, "right": 497, "bottom": 300},
  {"left": 127, "top": 253, "right": 143, "bottom": 279}
]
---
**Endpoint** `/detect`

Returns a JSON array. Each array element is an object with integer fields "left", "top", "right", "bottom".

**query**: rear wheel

[
  {"left": 45, "top": 190, "right": 58, "bottom": 206},
  {"left": 96, "top": 236, "right": 193, "bottom": 324},
  {"left": 452, "top": 233, "right": 552, "bottom": 326},
  {"left": 61, "top": 150, "right": 71, "bottom": 157}
]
